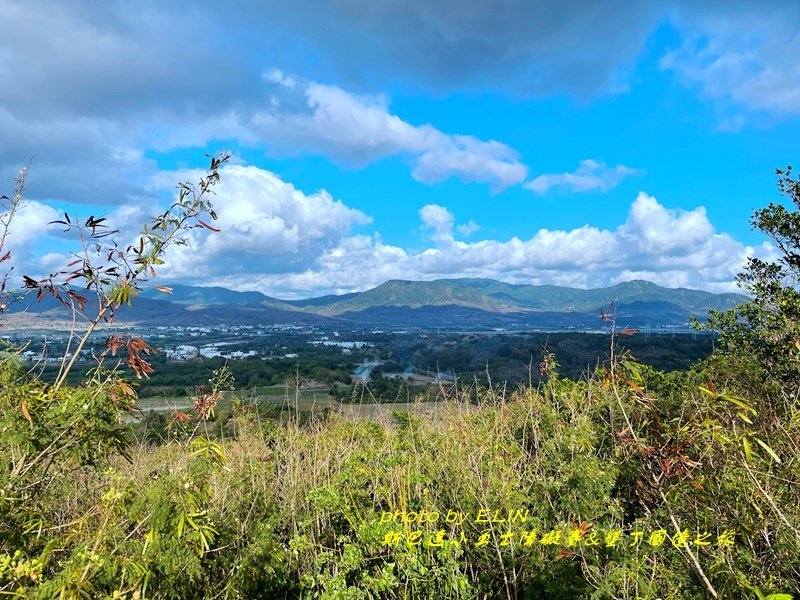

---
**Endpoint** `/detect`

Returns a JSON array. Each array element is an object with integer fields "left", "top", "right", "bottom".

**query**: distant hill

[
  {"left": 3, "top": 278, "right": 747, "bottom": 330},
  {"left": 301, "top": 278, "right": 744, "bottom": 323},
  {"left": 284, "top": 292, "right": 360, "bottom": 308},
  {"left": 4, "top": 289, "right": 328, "bottom": 327},
  {"left": 139, "top": 284, "right": 297, "bottom": 311},
  {"left": 453, "top": 278, "right": 744, "bottom": 313},
  {"left": 335, "top": 305, "right": 599, "bottom": 329},
  {"left": 313, "top": 279, "right": 519, "bottom": 316}
]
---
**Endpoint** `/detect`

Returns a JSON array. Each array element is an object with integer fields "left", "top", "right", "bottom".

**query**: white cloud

[
  {"left": 419, "top": 204, "right": 455, "bottom": 244},
  {"left": 169, "top": 186, "right": 769, "bottom": 298},
  {"left": 2, "top": 200, "right": 60, "bottom": 248},
  {"left": 249, "top": 72, "right": 528, "bottom": 190},
  {"left": 158, "top": 165, "right": 371, "bottom": 282},
  {"left": 618, "top": 192, "right": 713, "bottom": 255},
  {"left": 2, "top": 162, "right": 773, "bottom": 301},
  {"left": 662, "top": 4, "right": 800, "bottom": 125},
  {"left": 457, "top": 220, "right": 480, "bottom": 237},
  {"left": 254, "top": 76, "right": 428, "bottom": 164},
  {"left": 420, "top": 205, "right": 483, "bottom": 243},
  {"left": 525, "top": 159, "right": 641, "bottom": 194},
  {"left": 0, "top": 198, "right": 65, "bottom": 282},
  {"left": 411, "top": 135, "right": 528, "bottom": 191}
]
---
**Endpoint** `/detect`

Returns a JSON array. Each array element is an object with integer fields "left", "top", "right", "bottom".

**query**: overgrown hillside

[{"left": 1, "top": 351, "right": 798, "bottom": 598}]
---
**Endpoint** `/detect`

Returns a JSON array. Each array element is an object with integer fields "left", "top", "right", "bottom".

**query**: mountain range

[{"left": 4, "top": 279, "right": 746, "bottom": 330}]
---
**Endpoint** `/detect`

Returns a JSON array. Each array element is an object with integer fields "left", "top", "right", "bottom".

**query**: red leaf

[
  {"left": 197, "top": 219, "right": 221, "bottom": 232},
  {"left": 66, "top": 290, "right": 87, "bottom": 311}
]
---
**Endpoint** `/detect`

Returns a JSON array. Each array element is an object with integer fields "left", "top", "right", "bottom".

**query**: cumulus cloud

[
  {"left": 618, "top": 192, "right": 713, "bottom": 255},
  {"left": 157, "top": 165, "right": 371, "bottom": 282},
  {"left": 419, "top": 204, "right": 455, "bottom": 244},
  {"left": 0, "top": 198, "right": 64, "bottom": 281},
  {"left": 420, "top": 205, "right": 483, "bottom": 244},
  {"left": 255, "top": 74, "right": 428, "bottom": 164},
  {"left": 525, "top": 160, "right": 641, "bottom": 194},
  {"left": 169, "top": 186, "right": 770, "bottom": 298},
  {"left": 2, "top": 200, "right": 60, "bottom": 248},
  {"left": 252, "top": 73, "right": 527, "bottom": 190}
]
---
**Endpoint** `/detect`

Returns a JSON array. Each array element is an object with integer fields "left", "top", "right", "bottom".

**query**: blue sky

[{"left": 1, "top": 1, "right": 798, "bottom": 298}]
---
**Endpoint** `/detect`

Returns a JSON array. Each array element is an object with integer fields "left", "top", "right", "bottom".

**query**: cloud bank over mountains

[
  {"left": 6, "top": 160, "right": 776, "bottom": 299},
  {"left": 129, "top": 167, "right": 773, "bottom": 297}
]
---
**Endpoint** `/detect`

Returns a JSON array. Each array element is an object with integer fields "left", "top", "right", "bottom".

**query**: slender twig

[
  {"left": 659, "top": 489, "right": 719, "bottom": 599},
  {"left": 0, "top": 162, "right": 30, "bottom": 257},
  {"left": 741, "top": 459, "right": 800, "bottom": 542}
]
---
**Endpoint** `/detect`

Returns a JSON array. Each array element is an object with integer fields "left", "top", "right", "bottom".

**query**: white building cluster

[{"left": 164, "top": 344, "right": 257, "bottom": 361}]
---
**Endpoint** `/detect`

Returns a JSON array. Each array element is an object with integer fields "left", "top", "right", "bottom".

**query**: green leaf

[
  {"left": 742, "top": 436, "right": 753, "bottom": 463},
  {"left": 143, "top": 529, "right": 156, "bottom": 554},
  {"left": 754, "top": 437, "right": 782, "bottom": 463},
  {"left": 764, "top": 594, "right": 794, "bottom": 600},
  {"left": 720, "top": 393, "right": 757, "bottom": 415}
]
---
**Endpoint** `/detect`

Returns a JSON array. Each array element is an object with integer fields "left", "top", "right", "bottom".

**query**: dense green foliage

[
  {"left": 703, "top": 166, "right": 800, "bottom": 388},
  {"left": 405, "top": 332, "right": 715, "bottom": 381}
]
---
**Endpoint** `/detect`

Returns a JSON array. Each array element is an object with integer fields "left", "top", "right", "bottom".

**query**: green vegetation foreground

[{"left": 1, "top": 351, "right": 798, "bottom": 599}]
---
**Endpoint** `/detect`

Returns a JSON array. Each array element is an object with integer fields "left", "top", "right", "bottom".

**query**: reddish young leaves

[
  {"left": 105, "top": 335, "right": 155, "bottom": 379},
  {"left": 66, "top": 290, "right": 87, "bottom": 311}
]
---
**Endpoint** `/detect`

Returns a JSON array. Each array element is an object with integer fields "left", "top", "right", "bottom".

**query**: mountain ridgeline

[{"left": 8, "top": 278, "right": 745, "bottom": 330}]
